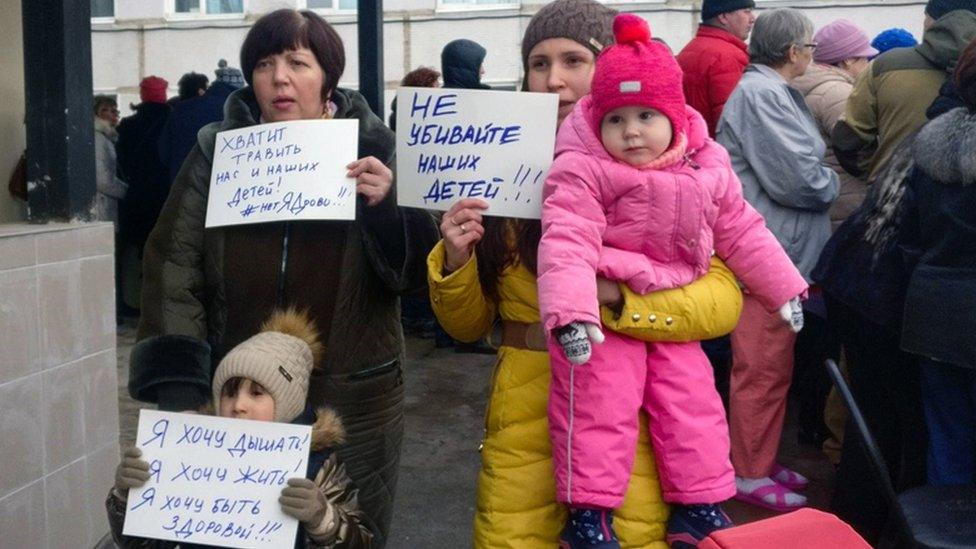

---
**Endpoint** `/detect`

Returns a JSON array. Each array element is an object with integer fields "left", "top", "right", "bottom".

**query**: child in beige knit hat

[{"left": 106, "top": 308, "right": 374, "bottom": 548}]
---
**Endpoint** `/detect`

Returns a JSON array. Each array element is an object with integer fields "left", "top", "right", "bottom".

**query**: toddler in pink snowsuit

[{"left": 537, "top": 15, "right": 807, "bottom": 549}]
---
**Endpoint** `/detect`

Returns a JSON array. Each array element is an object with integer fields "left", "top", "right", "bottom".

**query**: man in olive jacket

[
  {"left": 128, "top": 86, "right": 438, "bottom": 546},
  {"left": 833, "top": 0, "right": 976, "bottom": 179}
]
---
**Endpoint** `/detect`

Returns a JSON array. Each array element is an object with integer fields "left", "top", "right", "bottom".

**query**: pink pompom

[{"left": 613, "top": 13, "right": 651, "bottom": 44}]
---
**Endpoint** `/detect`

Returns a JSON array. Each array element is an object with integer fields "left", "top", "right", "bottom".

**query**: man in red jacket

[{"left": 676, "top": 0, "right": 756, "bottom": 136}]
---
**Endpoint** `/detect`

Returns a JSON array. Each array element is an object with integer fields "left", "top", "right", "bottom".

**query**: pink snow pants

[{"left": 548, "top": 331, "right": 736, "bottom": 509}]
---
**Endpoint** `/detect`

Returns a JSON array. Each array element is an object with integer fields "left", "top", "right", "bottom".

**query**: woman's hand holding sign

[
  {"left": 442, "top": 198, "right": 489, "bottom": 274},
  {"left": 347, "top": 156, "right": 393, "bottom": 207}
]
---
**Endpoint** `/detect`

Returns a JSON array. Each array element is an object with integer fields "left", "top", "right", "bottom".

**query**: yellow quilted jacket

[{"left": 428, "top": 240, "right": 742, "bottom": 548}]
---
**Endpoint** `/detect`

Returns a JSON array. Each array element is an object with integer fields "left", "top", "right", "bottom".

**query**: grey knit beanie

[
  {"left": 215, "top": 59, "right": 246, "bottom": 89},
  {"left": 212, "top": 309, "right": 323, "bottom": 423},
  {"left": 521, "top": 0, "right": 617, "bottom": 75}
]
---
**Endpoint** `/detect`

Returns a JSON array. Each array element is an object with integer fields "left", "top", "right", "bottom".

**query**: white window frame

[
  {"left": 299, "top": 0, "right": 357, "bottom": 14},
  {"left": 90, "top": 0, "right": 116, "bottom": 22},
  {"left": 165, "top": 0, "right": 247, "bottom": 20},
  {"left": 435, "top": 0, "right": 520, "bottom": 14}
]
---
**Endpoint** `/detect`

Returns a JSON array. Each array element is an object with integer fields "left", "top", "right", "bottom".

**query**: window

[
  {"left": 304, "top": 0, "right": 357, "bottom": 11},
  {"left": 437, "top": 0, "right": 519, "bottom": 10},
  {"left": 174, "top": 0, "right": 244, "bottom": 15},
  {"left": 91, "top": 0, "right": 114, "bottom": 18}
]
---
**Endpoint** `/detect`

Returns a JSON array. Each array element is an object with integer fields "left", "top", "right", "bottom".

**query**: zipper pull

[{"left": 684, "top": 154, "right": 701, "bottom": 170}]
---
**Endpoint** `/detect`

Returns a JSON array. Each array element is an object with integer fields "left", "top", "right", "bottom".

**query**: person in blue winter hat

[{"left": 871, "top": 27, "right": 919, "bottom": 56}]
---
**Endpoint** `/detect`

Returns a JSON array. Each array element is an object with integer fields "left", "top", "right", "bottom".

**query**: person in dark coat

[
  {"left": 115, "top": 77, "right": 171, "bottom": 316},
  {"left": 129, "top": 10, "right": 437, "bottom": 545},
  {"left": 117, "top": 76, "right": 172, "bottom": 254},
  {"left": 158, "top": 60, "right": 245, "bottom": 183},
  {"left": 901, "top": 37, "right": 976, "bottom": 486},
  {"left": 441, "top": 39, "right": 491, "bottom": 90},
  {"left": 177, "top": 71, "right": 209, "bottom": 101},
  {"left": 811, "top": 74, "right": 967, "bottom": 544},
  {"left": 388, "top": 66, "right": 440, "bottom": 131}
]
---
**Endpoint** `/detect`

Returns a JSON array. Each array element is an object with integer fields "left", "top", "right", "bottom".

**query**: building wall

[
  {"left": 0, "top": 223, "right": 120, "bottom": 549},
  {"left": 0, "top": 1, "right": 27, "bottom": 224},
  {"left": 94, "top": 0, "right": 928, "bottom": 116}
]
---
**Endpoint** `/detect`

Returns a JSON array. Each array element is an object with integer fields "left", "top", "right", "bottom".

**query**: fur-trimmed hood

[{"left": 914, "top": 107, "right": 976, "bottom": 185}]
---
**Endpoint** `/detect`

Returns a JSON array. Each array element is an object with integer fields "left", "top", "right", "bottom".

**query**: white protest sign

[
  {"left": 123, "top": 410, "right": 312, "bottom": 549},
  {"left": 396, "top": 87, "right": 558, "bottom": 219},
  {"left": 205, "top": 119, "right": 359, "bottom": 228}
]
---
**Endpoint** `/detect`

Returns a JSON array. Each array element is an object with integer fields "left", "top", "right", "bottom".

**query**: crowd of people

[
  {"left": 91, "top": 60, "right": 246, "bottom": 322},
  {"left": 78, "top": 1, "right": 976, "bottom": 547}
]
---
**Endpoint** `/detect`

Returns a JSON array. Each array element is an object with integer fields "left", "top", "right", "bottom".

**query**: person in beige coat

[{"left": 793, "top": 19, "right": 877, "bottom": 231}]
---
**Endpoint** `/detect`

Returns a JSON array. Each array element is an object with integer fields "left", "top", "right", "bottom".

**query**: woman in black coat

[{"left": 901, "top": 38, "right": 976, "bottom": 486}]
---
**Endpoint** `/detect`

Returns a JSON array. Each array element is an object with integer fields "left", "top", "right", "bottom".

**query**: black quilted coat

[{"left": 130, "top": 86, "right": 437, "bottom": 546}]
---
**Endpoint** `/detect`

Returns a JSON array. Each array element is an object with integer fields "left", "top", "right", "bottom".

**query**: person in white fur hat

[{"left": 106, "top": 308, "right": 374, "bottom": 548}]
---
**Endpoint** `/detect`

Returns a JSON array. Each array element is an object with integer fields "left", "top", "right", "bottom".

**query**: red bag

[{"left": 698, "top": 509, "right": 870, "bottom": 549}]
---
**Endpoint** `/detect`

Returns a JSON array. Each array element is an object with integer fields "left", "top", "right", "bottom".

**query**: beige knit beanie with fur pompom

[{"left": 212, "top": 308, "right": 324, "bottom": 423}]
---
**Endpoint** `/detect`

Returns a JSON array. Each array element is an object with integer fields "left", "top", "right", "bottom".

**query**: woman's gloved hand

[
  {"left": 279, "top": 477, "right": 334, "bottom": 528},
  {"left": 778, "top": 296, "right": 804, "bottom": 333},
  {"left": 114, "top": 446, "right": 151, "bottom": 500},
  {"left": 555, "top": 322, "right": 605, "bottom": 365}
]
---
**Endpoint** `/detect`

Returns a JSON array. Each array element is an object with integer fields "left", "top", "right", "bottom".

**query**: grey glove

[
  {"left": 556, "top": 322, "right": 605, "bottom": 365},
  {"left": 114, "top": 446, "right": 150, "bottom": 499},
  {"left": 279, "top": 477, "right": 333, "bottom": 528}
]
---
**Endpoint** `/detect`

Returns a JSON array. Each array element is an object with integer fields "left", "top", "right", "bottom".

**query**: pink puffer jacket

[{"left": 538, "top": 96, "right": 806, "bottom": 333}]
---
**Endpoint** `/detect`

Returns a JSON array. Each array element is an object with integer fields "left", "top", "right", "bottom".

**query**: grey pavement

[{"left": 113, "top": 322, "right": 493, "bottom": 548}]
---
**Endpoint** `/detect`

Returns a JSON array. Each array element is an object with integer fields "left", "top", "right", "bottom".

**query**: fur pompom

[
  {"left": 613, "top": 13, "right": 651, "bottom": 44},
  {"left": 311, "top": 407, "right": 346, "bottom": 450},
  {"left": 261, "top": 307, "right": 325, "bottom": 369}
]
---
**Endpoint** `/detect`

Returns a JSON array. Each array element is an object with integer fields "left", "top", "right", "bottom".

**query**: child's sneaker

[
  {"left": 559, "top": 507, "right": 621, "bottom": 548},
  {"left": 666, "top": 503, "right": 733, "bottom": 548}
]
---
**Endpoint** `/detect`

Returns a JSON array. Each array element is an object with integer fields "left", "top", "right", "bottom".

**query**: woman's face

[
  {"left": 789, "top": 37, "right": 816, "bottom": 79},
  {"left": 252, "top": 47, "right": 327, "bottom": 122},
  {"left": 526, "top": 38, "right": 597, "bottom": 127}
]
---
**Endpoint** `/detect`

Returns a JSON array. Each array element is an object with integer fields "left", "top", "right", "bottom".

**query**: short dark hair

[
  {"left": 240, "top": 9, "right": 345, "bottom": 102},
  {"left": 93, "top": 95, "right": 117, "bottom": 115},
  {"left": 957, "top": 38, "right": 976, "bottom": 111},
  {"left": 401, "top": 66, "right": 441, "bottom": 88},
  {"left": 178, "top": 72, "right": 209, "bottom": 100}
]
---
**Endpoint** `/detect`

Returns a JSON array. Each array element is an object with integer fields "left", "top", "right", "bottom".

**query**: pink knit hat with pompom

[{"left": 589, "top": 14, "right": 687, "bottom": 144}]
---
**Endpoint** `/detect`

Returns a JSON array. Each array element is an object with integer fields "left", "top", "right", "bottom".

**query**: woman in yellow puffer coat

[{"left": 428, "top": 2, "right": 744, "bottom": 547}]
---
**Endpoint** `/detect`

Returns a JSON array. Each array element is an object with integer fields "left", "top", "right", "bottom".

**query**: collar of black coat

[
  {"left": 196, "top": 86, "right": 395, "bottom": 165},
  {"left": 914, "top": 106, "right": 976, "bottom": 186}
]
